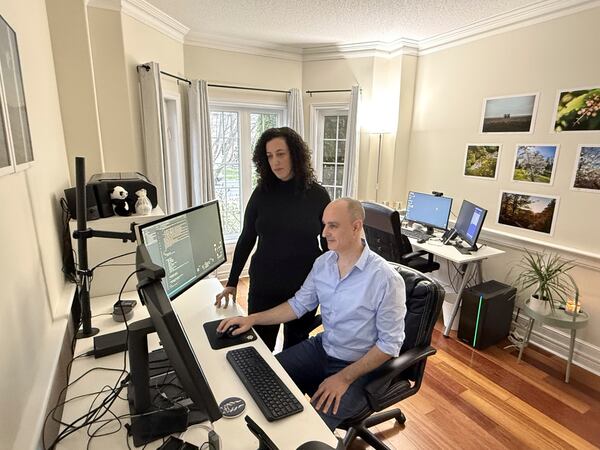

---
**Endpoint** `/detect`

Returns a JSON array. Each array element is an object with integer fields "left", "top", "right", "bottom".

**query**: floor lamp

[{"left": 371, "top": 132, "right": 389, "bottom": 202}]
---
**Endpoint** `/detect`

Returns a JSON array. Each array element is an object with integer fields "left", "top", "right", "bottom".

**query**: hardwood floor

[{"left": 229, "top": 278, "right": 600, "bottom": 449}]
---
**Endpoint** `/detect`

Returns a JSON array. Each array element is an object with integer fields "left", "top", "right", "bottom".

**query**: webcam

[{"left": 432, "top": 191, "right": 444, "bottom": 197}]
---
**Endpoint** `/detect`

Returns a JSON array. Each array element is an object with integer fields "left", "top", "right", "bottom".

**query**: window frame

[
  {"left": 310, "top": 103, "right": 350, "bottom": 199},
  {"left": 209, "top": 101, "right": 285, "bottom": 242}
]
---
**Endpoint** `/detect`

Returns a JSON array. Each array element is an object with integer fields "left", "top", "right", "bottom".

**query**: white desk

[
  {"left": 58, "top": 278, "right": 338, "bottom": 449},
  {"left": 409, "top": 236, "right": 504, "bottom": 337}
]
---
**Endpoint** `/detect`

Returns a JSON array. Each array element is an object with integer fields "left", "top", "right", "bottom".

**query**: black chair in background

[
  {"left": 337, "top": 264, "right": 445, "bottom": 450},
  {"left": 362, "top": 201, "right": 440, "bottom": 273}
]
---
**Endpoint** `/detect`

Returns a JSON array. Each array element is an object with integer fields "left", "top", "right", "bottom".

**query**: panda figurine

[{"left": 110, "top": 185, "right": 134, "bottom": 216}]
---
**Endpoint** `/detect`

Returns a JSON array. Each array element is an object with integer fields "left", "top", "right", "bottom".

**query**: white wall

[
  {"left": 407, "top": 7, "right": 600, "bottom": 371},
  {"left": 0, "top": 0, "right": 73, "bottom": 448}
]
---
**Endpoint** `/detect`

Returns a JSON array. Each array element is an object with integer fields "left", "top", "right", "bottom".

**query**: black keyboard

[
  {"left": 226, "top": 346, "right": 304, "bottom": 421},
  {"left": 401, "top": 227, "right": 431, "bottom": 241}
]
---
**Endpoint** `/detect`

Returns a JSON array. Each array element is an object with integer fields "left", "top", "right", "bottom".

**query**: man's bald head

[{"left": 330, "top": 197, "right": 365, "bottom": 222}]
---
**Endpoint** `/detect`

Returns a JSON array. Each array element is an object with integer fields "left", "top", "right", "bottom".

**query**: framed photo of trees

[
  {"left": 463, "top": 144, "right": 501, "bottom": 179},
  {"left": 571, "top": 145, "right": 600, "bottom": 192},
  {"left": 497, "top": 191, "right": 559, "bottom": 235},
  {"left": 512, "top": 144, "right": 559, "bottom": 185}
]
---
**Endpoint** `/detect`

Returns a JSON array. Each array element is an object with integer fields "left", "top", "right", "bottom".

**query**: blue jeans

[{"left": 276, "top": 334, "right": 370, "bottom": 430}]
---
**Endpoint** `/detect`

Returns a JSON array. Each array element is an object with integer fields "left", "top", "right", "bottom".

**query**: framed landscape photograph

[
  {"left": 571, "top": 145, "right": 600, "bottom": 192},
  {"left": 480, "top": 93, "right": 538, "bottom": 133},
  {"left": 497, "top": 191, "right": 559, "bottom": 235},
  {"left": 552, "top": 87, "right": 600, "bottom": 132},
  {"left": 512, "top": 144, "right": 559, "bottom": 185},
  {"left": 463, "top": 144, "right": 501, "bottom": 179}
]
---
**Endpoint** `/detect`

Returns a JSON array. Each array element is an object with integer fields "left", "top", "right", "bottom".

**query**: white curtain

[
  {"left": 343, "top": 85, "right": 361, "bottom": 197},
  {"left": 187, "top": 80, "right": 215, "bottom": 206},
  {"left": 286, "top": 87, "right": 305, "bottom": 138},
  {"left": 137, "top": 62, "right": 169, "bottom": 212}
]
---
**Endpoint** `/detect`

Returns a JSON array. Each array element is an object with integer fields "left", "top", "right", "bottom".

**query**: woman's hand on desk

[{"left": 215, "top": 286, "right": 237, "bottom": 308}]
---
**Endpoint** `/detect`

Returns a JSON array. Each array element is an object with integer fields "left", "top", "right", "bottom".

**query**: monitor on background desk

[
  {"left": 454, "top": 200, "right": 487, "bottom": 252},
  {"left": 405, "top": 191, "right": 453, "bottom": 234}
]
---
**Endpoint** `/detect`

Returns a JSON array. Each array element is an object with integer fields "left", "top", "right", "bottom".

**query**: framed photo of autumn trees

[
  {"left": 497, "top": 191, "right": 559, "bottom": 235},
  {"left": 552, "top": 87, "right": 600, "bottom": 132},
  {"left": 463, "top": 144, "right": 501, "bottom": 179},
  {"left": 512, "top": 144, "right": 559, "bottom": 185},
  {"left": 571, "top": 145, "right": 600, "bottom": 192}
]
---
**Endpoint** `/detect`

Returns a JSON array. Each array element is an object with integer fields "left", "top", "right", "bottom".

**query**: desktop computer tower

[{"left": 457, "top": 280, "right": 516, "bottom": 350}]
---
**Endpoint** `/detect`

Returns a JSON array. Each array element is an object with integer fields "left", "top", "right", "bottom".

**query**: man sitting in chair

[{"left": 217, "top": 197, "right": 407, "bottom": 430}]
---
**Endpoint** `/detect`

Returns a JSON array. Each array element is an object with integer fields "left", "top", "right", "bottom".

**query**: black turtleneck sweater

[{"left": 227, "top": 179, "right": 330, "bottom": 311}]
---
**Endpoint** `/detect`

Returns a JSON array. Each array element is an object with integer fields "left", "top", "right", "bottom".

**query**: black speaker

[
  {"left": 64, "top": 186, "right": 100, "bottom": 221},
  {"left": 457, "top": 280, "right": 516, "bottom": 350},
  {"left": 91, "top": 182, "right": 115, "bottom": 218}
]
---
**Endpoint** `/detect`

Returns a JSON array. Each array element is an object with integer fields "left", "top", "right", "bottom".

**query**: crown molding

[
  {"left": 418, "top": 0, "right": 600, "bottom": 54},
  {"left": 89, "top": 0, "right": 600, "bottom": 59},
  {"left": 88, "top": 0, "right": 189, "bottom": 43},
  {"left": 185, "top": 32, "right": 303, "bottom": 61}
]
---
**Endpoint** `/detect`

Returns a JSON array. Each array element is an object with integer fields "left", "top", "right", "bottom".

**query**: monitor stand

[
  {"left": 455, "top": 243, "right": 479, "bottom": 254},
  {"left": 425, "top": 226, "right": 434, "bottom": 235},
  {"left": 126, "top": 318, "right": 210, "bottom": 446}
]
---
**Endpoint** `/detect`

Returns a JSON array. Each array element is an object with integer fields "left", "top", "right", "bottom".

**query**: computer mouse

[
  {"left": 417, "top": 238, "right": 427, "bottom": 244},
  {"left": 217, "top": 324, "right": 240, "bottom": 339}
]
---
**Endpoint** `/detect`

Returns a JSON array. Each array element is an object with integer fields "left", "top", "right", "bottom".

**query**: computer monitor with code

[
  {"left": 454, "top": 200, "right": 487, "bottom": 251},
  {"left": 138, "top": 200, "right": 226, "bottom": 300},
  {"left": 405, "top": 191, "right": 453, "bottom": 234}
]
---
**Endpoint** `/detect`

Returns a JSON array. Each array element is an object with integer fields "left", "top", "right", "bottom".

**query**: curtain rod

[
  {"left": 305, "top": 89, "right": 352, "bottom": 96},
  {"left": 208, "top": 83, "right": 290, "bottom": 94}
]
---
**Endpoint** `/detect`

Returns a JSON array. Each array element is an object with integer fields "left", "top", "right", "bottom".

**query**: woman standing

[{"left": 215, "top": 127, "right": 330, "bottom": 351}]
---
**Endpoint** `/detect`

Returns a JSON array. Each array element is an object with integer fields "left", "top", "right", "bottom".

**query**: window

[
  {"left": 312, "top": 106, "right": 349, "bottom": 199},
  {"left": 210, "top": 105, "right": 282, "bottom": 241},
  {"left": 0, "top": 15, "right": 34, "bottom": 177}
]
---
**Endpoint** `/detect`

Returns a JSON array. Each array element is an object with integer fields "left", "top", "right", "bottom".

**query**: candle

[{"left": 565, "top": 297, "right": 581, "bottom": 314}]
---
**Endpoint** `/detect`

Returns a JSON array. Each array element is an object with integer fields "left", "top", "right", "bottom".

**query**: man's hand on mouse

[
  {"left": 217, "top": 315, "right": 254, "bottom": 336},
  {"left": 214, "top": 286, "right": 237, "bottom": 308}
]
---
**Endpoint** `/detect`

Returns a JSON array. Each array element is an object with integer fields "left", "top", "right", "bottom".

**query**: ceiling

[{"left": 144, "top": 0, "right": 548, "bottom": 48}]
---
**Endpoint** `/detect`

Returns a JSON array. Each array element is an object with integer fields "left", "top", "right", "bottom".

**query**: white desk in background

[
  {"left": 408, "top": 235, "right": 504, "bottom": 337},
  {"left": 57, "top": 278, "right": 338, "bottom": 449}
]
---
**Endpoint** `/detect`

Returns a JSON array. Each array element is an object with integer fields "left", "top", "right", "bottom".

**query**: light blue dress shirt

[{"left": 288, "top": 242, "right": 407, "bottom": 362}]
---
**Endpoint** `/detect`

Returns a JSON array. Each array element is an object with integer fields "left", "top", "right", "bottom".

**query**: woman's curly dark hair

[{"left": 252, "top": 127, "right": 316, "bottom": 192}]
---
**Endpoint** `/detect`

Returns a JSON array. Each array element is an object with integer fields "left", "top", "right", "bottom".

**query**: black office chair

[
  {"left": 362, "top": 201, "right": 440, "bottom": 273},
  {"left": 337, "top": 263, "right": 445, "bottom": 450}
]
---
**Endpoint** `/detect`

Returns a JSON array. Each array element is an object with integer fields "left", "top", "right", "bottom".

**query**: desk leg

[
  {"left": 518, "top": 318, "right": 534, "bottom": 363},
  {"left": 476, "top": 260, "right": 483, "bottom": 284},
  {"left": 566, "top": 329, "right": 576, "bottom": 383},
  {"left": 443, "top": 262, "right": 475, "bottom": 337}
]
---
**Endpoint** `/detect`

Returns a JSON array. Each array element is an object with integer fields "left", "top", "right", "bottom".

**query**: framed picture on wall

[
  {"left": 552, "top": 86, "right": 600, "bottom": 132},
  {"left": 480, "top": 93, "right": 538, "bottom": 133},
  {"left": 0, "top": 14, "right": 34, "bottom": 177},
  {"left": 511, "top": 144, "right": 559, "bottom": 185},
  {"left": 463, "top": 144, "right": 501, "bottom": 179},
  {"left": 497, "top": 191, "right": 559, "bottom": 235},
  {"left": 571, "top": 145, "right": 600, "bottom": 192}
]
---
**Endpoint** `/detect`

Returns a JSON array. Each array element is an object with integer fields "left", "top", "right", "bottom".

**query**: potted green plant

[{"left": 513, "top": 250, "right": 579, "bottom": 314}]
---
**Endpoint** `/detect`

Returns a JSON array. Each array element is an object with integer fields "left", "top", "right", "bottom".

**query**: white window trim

[
  {"left": 309, "top": 103, "right": 349, "bottom": 182},
  {"left": 209, "top": 102, "right": 286, "bottom": 243}
]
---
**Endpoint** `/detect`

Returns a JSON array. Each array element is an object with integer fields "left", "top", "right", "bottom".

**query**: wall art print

[
  {"left": 497, "top": 191, "right": 559, "bottom": 235},
  {"left": 463, "top": 144, "right": 501, "bottom": 179},
  {"left": 553, "top": 87, "right": 600, "bottom": 132},
  {"left": 480, "top": 93, "right": 538, "bottom": 133},
  {"left": 512, "top": 144, "right": 559, "bottom": 185},
  {"left": 571, "top": 145, "right": 600, "bottom": 192}
]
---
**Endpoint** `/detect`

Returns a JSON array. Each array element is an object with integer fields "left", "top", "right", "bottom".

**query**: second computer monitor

[
  {"left": 405, "top": 191, "right": 452, "bottom": 234},
  {"left": 138, "top": 200, "right": 226, "bottom": 300},
  {"left": 454, "top": 200, "right": 487, "bottom": 250}
]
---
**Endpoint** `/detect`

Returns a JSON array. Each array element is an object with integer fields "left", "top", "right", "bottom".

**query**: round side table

[{"left": 517, "top": 299, "right": 589, "bottom": 383}]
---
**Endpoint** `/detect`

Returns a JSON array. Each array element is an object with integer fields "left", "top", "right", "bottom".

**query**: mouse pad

[{"left": 203, "top": 319, "right": 257, "bottom": 350}]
